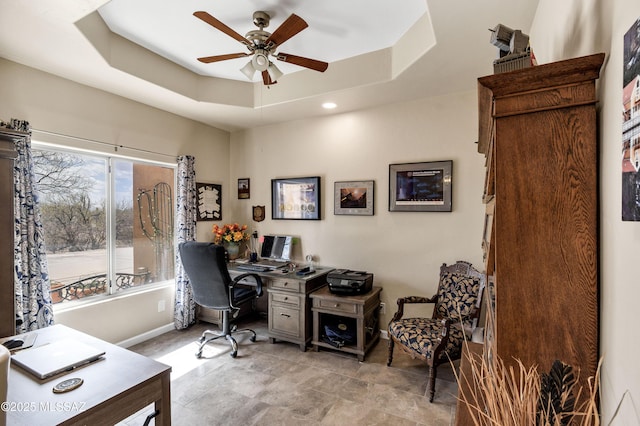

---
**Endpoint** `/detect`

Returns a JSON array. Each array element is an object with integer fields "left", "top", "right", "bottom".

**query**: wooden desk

[
  {"left": 5, "top": 324, "right": 171, "bottom": 426},
  {"left": 216, "top": 265, "right": 332, "bottom": 351}
]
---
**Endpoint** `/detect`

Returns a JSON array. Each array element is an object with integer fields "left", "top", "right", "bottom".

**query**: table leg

[
  {"left": 155, "top": 372, "right": 172, "bottom": 425},
  {"left": 356, "top": 316, "right": 364, "bottom": 358}
]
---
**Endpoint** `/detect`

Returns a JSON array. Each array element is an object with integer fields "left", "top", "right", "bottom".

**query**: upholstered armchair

[{"left": 387, "top": 260, "right": 485, "bottom": 402}]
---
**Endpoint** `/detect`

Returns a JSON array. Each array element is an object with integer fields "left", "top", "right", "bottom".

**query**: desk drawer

[
  {"left": 270, "top": 305, "right": 301, "bottom": 337},
  {"left": 315, "top": 298, "right": 358, "bottom": 314},
  {"left": 270, "top": 292, "right": 301, "bottom": 307},
  {"left": 270, "top": 278, "right": 302, "bottom": 293}
]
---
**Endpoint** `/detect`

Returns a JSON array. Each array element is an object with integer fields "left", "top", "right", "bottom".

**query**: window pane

[
  {"left": 117, "top": 160, "right": 175, "bottom": 292},
  {"left": 33, "top": 147, "right": 175, "bottom": 304},
  {"left": 114, "top": 160, "right": 135, "bottom": 291},
  {"left": 33, "top": 150, "right": 108, "bottom": 303}
]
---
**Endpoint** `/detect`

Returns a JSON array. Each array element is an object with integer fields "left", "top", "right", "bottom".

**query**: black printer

[{"left": 327, "top": 269, "right": 373, "bottom": 295}]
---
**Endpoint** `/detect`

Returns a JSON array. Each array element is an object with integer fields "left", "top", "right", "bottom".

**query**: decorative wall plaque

[{"left": 253, "top": 205, "right": 265, "bottom": 222}]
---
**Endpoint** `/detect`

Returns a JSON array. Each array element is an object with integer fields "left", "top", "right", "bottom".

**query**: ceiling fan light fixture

[
  {"left": 267, "top": 62, "right": 283, "bottom": 82},
  {"left": 251, "top": 50, "right": 269, "bottom": 72},
  {"left": 194, "top": 11, "right": 327, "bottom": 83},
  {"left": 240, "top": 61, "right": 256, "bottom": 80}
]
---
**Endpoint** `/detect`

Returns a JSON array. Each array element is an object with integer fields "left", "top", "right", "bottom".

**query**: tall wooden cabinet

[
  {"left": 0, "top": 129, "right": 19, "bottom": 338},
  {"left": 477, "top": 54, "right": 604, "bottom": 388}
]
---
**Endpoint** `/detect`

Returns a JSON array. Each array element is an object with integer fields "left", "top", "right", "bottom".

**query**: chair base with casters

[
  {"left": 196, "top": 310, "right": 257, "bottom": 358},
  {"left": 386, "top": 261, "right": 485, "bottom": 402},
  {"left": 178, "top": 242, "right": 263, "bottom": 359}
]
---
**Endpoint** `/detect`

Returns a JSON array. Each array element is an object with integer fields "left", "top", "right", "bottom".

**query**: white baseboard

[
  {"left": 117, "top": 324, "right": 388, "bottom": 348},
  {"left": 117, "top": 323, "right": 175, "bottom": 348}
]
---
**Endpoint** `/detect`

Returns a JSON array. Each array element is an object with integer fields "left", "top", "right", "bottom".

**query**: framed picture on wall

[
  {"left": 334, "top": 180, "right": 374, "bottom": 216},
  {"left": 271, "top": 176, "right": 321, "bottom": 220},
  {"left": 196, "top": 182, "right": 222, "bottom": 221},
  {"left": 623, "top": 18, "right": 640, "bottom": 221},
  {"left": 389, "top": 161, "right": 452, "bottom": 212},
  {"left": 238, "top": 178, "right": 250, "bottom": 199}
]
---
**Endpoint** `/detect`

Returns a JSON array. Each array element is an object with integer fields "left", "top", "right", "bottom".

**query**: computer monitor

[{"left": 261, "top": 235, "right": 292, "bottom": 261}]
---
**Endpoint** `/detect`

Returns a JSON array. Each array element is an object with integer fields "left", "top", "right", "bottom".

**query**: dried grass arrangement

[{"left": 455, "top": 346, "right": 601, "bottom": 426}]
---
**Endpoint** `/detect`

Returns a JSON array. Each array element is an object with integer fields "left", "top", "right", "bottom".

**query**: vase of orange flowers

[{"left": 212, "top": 223, "right": 250, "bottom": 260}]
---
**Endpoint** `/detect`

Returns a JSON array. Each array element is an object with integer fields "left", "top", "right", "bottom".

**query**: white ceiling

[
  {"left": 98, "top": 0, "right": 428, "bottom": 82},
  {"left": 0, "top": 0, "right": 540, "bottom": 132}
]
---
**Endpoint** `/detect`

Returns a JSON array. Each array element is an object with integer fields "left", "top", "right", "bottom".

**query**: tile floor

[{"left": 121, "top": 317, "right": 460, "bottom": 426}]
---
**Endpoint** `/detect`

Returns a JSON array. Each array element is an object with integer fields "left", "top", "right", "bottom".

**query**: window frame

[{"left": 31, "top": 140, "right": 177, "bottom": 309}]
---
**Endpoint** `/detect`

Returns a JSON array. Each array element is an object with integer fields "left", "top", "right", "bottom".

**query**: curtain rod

[{"left": 32, "top": 128, "right": 177, "bottom": 160}]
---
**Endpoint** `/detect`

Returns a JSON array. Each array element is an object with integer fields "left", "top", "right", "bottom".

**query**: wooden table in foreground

[{"left": 6, "top": 324, "right": 171, "bottom": 425}]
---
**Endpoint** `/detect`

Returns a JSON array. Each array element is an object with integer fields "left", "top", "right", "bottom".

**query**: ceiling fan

[{"left": 194, "top": 10, "right": 329, "bottom": 85}]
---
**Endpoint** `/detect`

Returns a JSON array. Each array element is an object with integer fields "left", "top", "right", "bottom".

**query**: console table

[
  {"left": 310, "top": 286, "right": 381, "bottom": 361},
  {"left": 6, "top": 324, "right": 171, "bottom": 425}
]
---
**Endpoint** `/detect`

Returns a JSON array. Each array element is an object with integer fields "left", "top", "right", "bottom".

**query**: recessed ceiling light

[{"left": 322, "top": 102, "right": 337, "bottom": 109}]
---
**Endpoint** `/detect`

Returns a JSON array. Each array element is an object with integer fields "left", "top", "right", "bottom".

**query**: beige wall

[
  {"left": 0, "top": 58, "right": 230, "bottom": 344},
  {"left": 229, "top": 92, "right": 485, "bottom": 326},
  {"left": 1, "top": 56, "right": 487, "bottom": 346},
  {"left": 531, "top": 0, "right": 639, "bottom": 423},
  {"left": 1, "top": 57, "right": 486, "bottom": 343}
]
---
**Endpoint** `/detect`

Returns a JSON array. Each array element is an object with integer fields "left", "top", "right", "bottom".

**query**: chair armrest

[
  {"left": 390, "top": 295, "right": 438, "bottom": 321},
  {"left": 231, "top": 273, "right": 263, "bottom": 297},
  {"left": 431, "top": 318, "right": 453, "bottom": 361}
]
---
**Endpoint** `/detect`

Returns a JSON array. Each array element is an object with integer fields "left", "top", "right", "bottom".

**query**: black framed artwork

[
  {"left": 196, "top": 182, "right": 222, "bottom": 221},
  {"left": 271, "top": 176, "right": 321, "bottom": 220},
  {"left": 389, "top": 161, "right": 452, "bottom": 212},
  {"left": 238, "top": 178, "right": 250, "bottom": 199}
]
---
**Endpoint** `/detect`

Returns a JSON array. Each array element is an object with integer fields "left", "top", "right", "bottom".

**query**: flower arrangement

[{"left": 212, "top": 223, "right": 250, "bottom": 245}]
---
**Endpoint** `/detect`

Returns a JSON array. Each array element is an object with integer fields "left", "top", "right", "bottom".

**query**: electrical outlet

[
  {"left": 157, "top": 300, "right": 165, "bottom": 312},
  {"left": 379, "top": 302, "right": 386, "bottom": 314}
]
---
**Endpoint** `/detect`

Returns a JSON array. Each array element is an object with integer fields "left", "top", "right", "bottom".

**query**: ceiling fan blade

[
  {"left": 265, "top": 14, "right": 308, "bottom": 48},
  {"left": 193, "top": 11, "right": 252, "bottom": 47},
  {"left": 276, "top": 53, "right": 328, "bottom": 72},
  {"left": 262, "top": 70, "right": 277, "bottom": 85},
  {"left": 197, "top": 53, "right": 250, "bottom": 64}
]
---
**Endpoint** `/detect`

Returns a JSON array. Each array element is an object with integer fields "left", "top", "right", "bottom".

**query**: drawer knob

[
  {"left": 334, "top": 304, "right": 339, "bottom": 308},
  {"left": 283, "top": 282, "right": 288, "bottom": 286},
  {"left": 284, "top": 297, "right": 288, "bottom": 301}
]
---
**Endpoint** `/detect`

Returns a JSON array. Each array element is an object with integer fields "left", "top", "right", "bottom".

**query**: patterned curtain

[
  {"left": 174, "top": 155, "right": 197, "bottom": 329},
  {"left": 11, "top": 119, "right": 54, "bottom": 332}
]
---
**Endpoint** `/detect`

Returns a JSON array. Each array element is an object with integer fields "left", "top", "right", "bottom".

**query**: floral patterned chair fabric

[{"left": 387, "top": 261, "right": 485, "bottom": 402}]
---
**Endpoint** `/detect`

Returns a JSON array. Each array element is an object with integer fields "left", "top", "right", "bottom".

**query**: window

[{"left": 32, "top": 145, "right": 175, "bottom": 305}]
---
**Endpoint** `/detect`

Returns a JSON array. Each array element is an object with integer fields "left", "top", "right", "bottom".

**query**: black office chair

[{"left": 178, "top": 242, "right": 263, "bottom": 358}]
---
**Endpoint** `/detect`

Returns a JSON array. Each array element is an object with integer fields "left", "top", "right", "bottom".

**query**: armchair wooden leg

[
  {"left": 427, "top": 365, "right": 437, "bottom": 403},
  {"left": 387, "top": 338, "right": 395, "bottom": 366}
]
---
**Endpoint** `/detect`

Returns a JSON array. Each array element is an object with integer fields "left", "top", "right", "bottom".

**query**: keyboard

[
  {"left": 235, "top": 264, "right": 272, "bottom": 272},
  {"left": 255, "top": 259, "right": 290, "bottom": 268}
]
